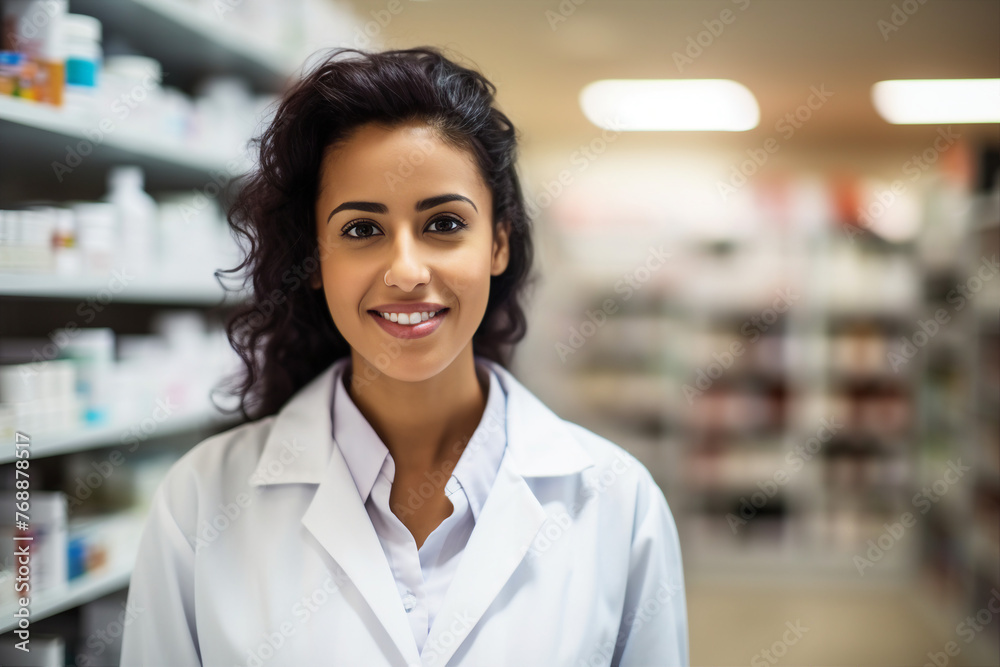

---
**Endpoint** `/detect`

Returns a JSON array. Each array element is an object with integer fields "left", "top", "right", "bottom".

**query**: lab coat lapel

[
  {"left": 300, "top": 444, "right": 423, "bottom": 667},
  {"left": 420, "top": 360, "right": 596, "bottom": 667},
  {"left": 420, "top": 449, "right": 548, "bottom": 667},
  {"left": 250, "top": 360, "right": 421, "bottom": 666}
]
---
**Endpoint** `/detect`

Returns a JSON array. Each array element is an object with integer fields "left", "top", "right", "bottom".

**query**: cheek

[
  {"left": 440, "top": 248, "right": 493, "bottom": 311},
  {"left": 322, "top": 262, "right": 366, "bottom": 316}
]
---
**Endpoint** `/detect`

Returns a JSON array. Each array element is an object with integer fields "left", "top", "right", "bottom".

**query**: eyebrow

[{"left": 326, "top": 194, "right": 478, "bottom": 223}]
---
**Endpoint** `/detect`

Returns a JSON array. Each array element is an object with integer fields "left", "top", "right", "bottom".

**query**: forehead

[{"left": 317, "top": 121, "right": 489, "bottom": 204}]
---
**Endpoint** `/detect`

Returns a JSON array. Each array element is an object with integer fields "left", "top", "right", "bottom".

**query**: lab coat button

[{"left": 401, "top": 592, "right": 416, "bottom": 612}]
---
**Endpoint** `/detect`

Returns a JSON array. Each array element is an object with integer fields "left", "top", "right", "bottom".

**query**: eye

[
  {"left": 427, "top": 216, "right": 467, "bottom": 234},
  {"left": 342, "top": 220, "right": 383, "bottom": 239},
  {"left": 340, "top": 216, "right": 466, "bottom": 239}
]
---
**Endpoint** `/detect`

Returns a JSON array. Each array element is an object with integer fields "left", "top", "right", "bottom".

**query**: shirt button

[{"left": 402, "top": 592, "right": 416, "bottom": 612}]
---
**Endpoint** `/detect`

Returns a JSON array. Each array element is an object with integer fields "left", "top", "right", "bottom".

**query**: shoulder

[
  {"left": 151, "top": 416, "right": 276, "bottom": 528},
  {"left": 493, "top": 359, "right": 671, "bottom": 524},
  {"left": 561, "top": 419, "right": 659, "bottom": 490},
  {"left": 556, "top": 418, "right": 678, "bottom": 535},
  {"left": 557, "top": 419, "right": 685, "bottom": 584},
  {"left": 561, "top": 419, "right": 644, "bottom": 475},
  {"left": 179, "top": 416, "right": 275, "bottom": 476}
]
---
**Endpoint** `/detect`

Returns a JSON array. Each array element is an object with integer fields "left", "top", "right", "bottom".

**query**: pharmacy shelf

[
  {"left": 547, "top": 208, "right": 932, "bottom": 579},
  {"left": 911, "top": 181, "right": 1000, "bottom": 665},
  {"left": 70, "top": 0, "right": 297, "bottom": 93},
  {"left": 0, "top": 96, "right": 252, "bottom": 190},
  {"left": 0, "top": 271, "right": 248, "bottom": 304},
  {"left": 0, "top": 510, "right": 148, "bottom": 634},
  {"left": 0, "top": 564, "right": 132, "bottom": 635},
  {"left": 0, "top": 409, "right": 241, "bottom": 464},
  {"left": 0, "top": 0, "right": 304, "bottom": 650}
]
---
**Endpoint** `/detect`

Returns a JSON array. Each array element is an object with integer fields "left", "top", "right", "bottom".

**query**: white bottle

[{"left": 105, "top": 166, "right": 155, "bottom": 273}]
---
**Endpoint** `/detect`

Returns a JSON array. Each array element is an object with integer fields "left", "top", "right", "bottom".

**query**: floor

[{"left": 686, "top": 577, "right": 999, "bottom": 666}]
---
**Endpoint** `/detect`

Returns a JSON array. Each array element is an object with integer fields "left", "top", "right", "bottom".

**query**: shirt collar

[
  {"left": 330, "top": 358, "right": 507, "bottom": 522},
  {"left": 249, "top": 355, "right": 593, "bottom": 488},
  {"left": 329, "top": 358, "right": 387, "bottom": 505},
  {"left": 448, "top": 363, "right": 506, "bottom": 521}
]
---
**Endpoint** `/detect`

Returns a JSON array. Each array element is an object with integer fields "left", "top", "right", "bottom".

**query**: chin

[{"left": 353, "top": 345, "right": 460, "bottom": 384}]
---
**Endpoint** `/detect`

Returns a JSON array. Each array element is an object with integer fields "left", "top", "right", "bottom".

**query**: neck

[{"left": 344, "top": 343, "right": 488, "bottom": 474}]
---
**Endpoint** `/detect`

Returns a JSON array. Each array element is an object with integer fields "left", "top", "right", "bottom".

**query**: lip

[
  {"left": 369, "top": 308, "right": 449, "bottom": 339},
  {"left": 369, "top": 302, "right": 447, "bottom": 314}
]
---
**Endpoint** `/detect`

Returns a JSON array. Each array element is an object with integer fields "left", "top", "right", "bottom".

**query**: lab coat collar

[
  {"left": 248, "top": 355, "right": 595, "bottom": 488},
  {"left": 247, "top": 355, "right": 595, "bottom": 667}
]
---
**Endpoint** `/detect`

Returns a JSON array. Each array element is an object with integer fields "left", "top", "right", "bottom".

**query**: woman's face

[{"left": 312, "top": 120, "right": 509, "bottom": 383}]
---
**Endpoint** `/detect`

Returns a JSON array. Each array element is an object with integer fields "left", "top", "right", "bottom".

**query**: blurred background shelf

[
  {"left": 0, "top": 0, "right": 317, "bottom": 659},
  {"left": 517, "top": 138, "right": 999, "bottom": 664},
  {"left": 70, "top": 0, "right": 298, "bottom": 92},
  {"left": 0, "top": 408, "right": 240, "bottom": 464},
  {"left": 0, "top": 95, "right": 252, "bottom": 185},
  {"left": 0, "top": 507, "right": 147, "bottom": 634},
  {"left": 0, "top": 270, "right": 246, "bottom": 304},
  {"left": 0, "top": 560, "right": 134, "bottom": 635}
]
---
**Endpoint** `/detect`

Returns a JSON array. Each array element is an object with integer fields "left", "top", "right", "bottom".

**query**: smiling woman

[
  {"left": 119, "top": 46, "right": 688, "bottom": 667},
  {"left": 217, "top": 48, "right": 535, "bottom": 422},
  {"left": 311, "top": 120, "right": 509, "bottom": 381}
]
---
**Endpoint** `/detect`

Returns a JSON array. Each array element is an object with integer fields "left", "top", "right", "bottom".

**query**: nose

[{"left": 384, "top": 232, "right": 430, "bottom": 291}]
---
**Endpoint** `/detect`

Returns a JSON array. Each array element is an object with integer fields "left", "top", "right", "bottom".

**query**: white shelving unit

[
  {"left": 0, "top": 565, "right": 134, "bottom": 635},
  {"left": 0, "top": 95, "right": 252, "bottom": 177},
  {"left": 0, "top": 408, "right": 240, "bottom": 465},
  {"left": 0, "top": 0, "right": 341, "bottom": 646},
  {"left": 528, "top": 166, "right": 998, "bottom": 665},
  {"left": 910, "top": 172, "right": 1000, "bottom": 666},
  {"left": 523, "top": 176, "right": 931, "bottom": 584},
  {"left": 0, "top": 269, "right": 245, "bottom": 303},
  {"left": 70, "top": 0, "right": 299, "bottom": 91}
]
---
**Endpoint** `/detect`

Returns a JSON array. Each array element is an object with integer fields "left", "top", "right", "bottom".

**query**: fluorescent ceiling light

[
  {"left": 872, "top": 79, "right": 1000, "bottom": 124},
  {"left": 580, "top": 79, "right": 759, "bottom": 131}
]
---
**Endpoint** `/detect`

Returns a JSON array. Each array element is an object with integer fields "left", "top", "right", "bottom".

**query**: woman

[{"left": 120, "top": 46, "right": 688, "bottom": 667}]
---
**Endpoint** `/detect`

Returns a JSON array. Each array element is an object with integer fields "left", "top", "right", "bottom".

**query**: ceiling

[{"left": 346, "top": 0, "right": 1000, "bottom": 160}]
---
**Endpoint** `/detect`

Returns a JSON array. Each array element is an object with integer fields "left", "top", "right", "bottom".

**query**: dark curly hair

[{"left": 214, "top": 46, "right": 537, "bottom": 422}]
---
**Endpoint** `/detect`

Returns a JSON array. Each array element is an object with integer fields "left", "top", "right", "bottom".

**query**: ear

[
  {"left": 310, "top": 269, "right": 323, "bottom": 290},
  {"left": 491, "top": 221, "right": 510, "bottom": 276}
]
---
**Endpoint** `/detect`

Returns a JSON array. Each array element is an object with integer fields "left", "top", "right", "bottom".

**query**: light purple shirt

[{"left": 329, "top": 356, "right": 507, "bottom": 655}]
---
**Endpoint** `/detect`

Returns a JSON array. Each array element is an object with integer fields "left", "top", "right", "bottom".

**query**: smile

[
  {"left": 375, "top": 310, "right": 441, "bottom": 324},
  {"left": 368, "top": 309, "right": 449, "bottom": 339}
]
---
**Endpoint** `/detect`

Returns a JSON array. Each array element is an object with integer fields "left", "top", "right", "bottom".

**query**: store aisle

[{"left": 687, "top": 577, "right": 976, "bottom": 666}]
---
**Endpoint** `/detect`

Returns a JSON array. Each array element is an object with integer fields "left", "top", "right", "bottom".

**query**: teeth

[{"left": 378, "top": 310, "right": 439, "bottom": 325}]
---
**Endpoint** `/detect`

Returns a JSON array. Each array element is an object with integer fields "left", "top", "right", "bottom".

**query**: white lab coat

[{"left": 119, "top": 358, "right": 688, "bottom": 667}]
